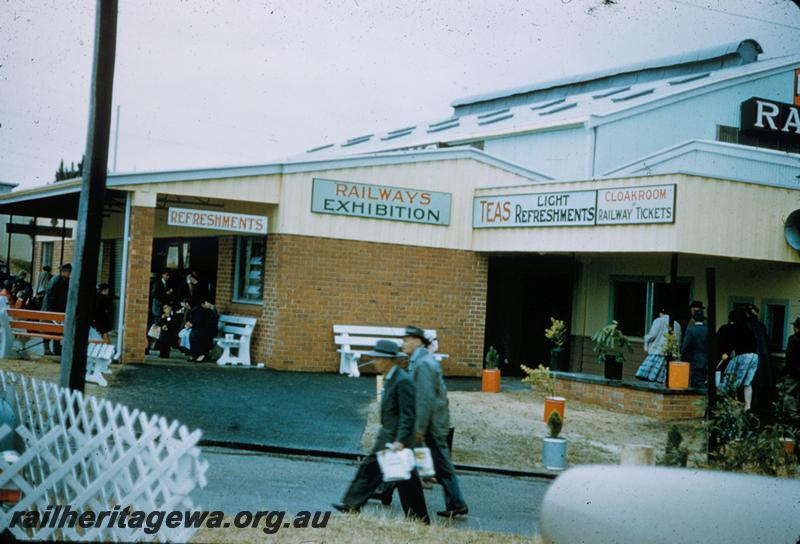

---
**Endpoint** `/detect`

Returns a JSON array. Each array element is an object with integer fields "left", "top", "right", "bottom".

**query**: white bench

[
  {"left": 333, "top": 325, "right": 448, "bottom": 378},
  {"left": 214, "top": 314, "right": 257, "bottom": 366}
]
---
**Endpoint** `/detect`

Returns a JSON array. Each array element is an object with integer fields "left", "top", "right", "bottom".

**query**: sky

[{"left": 1, "top": 0, "right": 799, "bottom": 188}]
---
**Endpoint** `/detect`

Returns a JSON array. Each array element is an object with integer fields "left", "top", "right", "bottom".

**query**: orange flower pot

[
  {"left": 783, "top": 438, "right": 795, "bottom": 456},
  {"left": 482, "top": 369, "right": 501, "bottom": 393},
  {"left": 668, "top": 361, "right": 690, "bottom": 389},
  {"left": 543, "top": 396, "right": 566, "bottom": 423}
]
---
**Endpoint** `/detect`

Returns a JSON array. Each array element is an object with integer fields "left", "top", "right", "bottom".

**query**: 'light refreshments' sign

[
  {"left": 311, "top": 178, "right": 451, "bottom": 226},
  {"left": 741, "top": 97, "right": 800, "bottom": 139},
  {"left": 167, "top": 208, "right": 268, "bottom": 235},
  {"left": 473, "top": 184, "right": 676, "bottom": 228},
  {"left": 474, "top": 190, "right": 596, "bottom": 228},
  {"left": 596, "top": 184, "right": 675, "bottom": 225}
]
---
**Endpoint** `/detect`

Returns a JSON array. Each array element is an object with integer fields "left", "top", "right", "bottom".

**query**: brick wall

[
  {"left": 213, "top": 236, "right": 263, "bottom": 353},
  {"left": 122, "top": 206, "right": 155, "bottom": 362},
  {"left": 555, "top": 376, "right": 704, "bottom": 420},
  {"left": 254, "top": 234, "right": 487, "bottom": 376},
  {"left": 32, "top": 239, "right": 75, "bottom": 280}
]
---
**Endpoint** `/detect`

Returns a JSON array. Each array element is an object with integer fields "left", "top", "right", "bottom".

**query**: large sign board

[
  {"left": 741, "top": 97, "right": 800, "bottom": 140},
  {"left": 311, "top": 178, "right": 451, "bottom": 226},
  {"left": 167, "top": 207, "right": 268, "bottom": 235},
  {"left": 473, "top": 184, "right": 675, "bottom": 228}
]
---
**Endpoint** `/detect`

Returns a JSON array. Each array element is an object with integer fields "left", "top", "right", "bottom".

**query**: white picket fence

[{"left": 0, "top": 370, "right": 208, "bottom": 542}]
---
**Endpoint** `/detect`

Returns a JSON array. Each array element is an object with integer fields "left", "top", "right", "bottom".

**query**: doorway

[
  {"left": 151, "top": 237, "right": 218, "bottom": 301},
  {"left": 483, "top": 255, "right": 575, "bottom": 376}
]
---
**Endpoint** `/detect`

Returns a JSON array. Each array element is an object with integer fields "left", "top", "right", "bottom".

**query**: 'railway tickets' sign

[
  {"left": 311, "top": 178, "right": 451, "bottom": 226},
  {"left": 473, "top": 184, "right": 675, "bottom": 228},
  {"left": 596, "top": 185, "right": 675, "bottom": 225},
  {"left": 167, "top": 208, "right": 268, "bottom": 234}
]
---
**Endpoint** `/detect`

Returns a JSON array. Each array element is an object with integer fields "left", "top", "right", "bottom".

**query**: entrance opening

[
  {"left": 484, "top": 255, "right": 575, "bottom": 376},
  {"left": 151, "top": 237, "right": 219, "bottom": 302}
]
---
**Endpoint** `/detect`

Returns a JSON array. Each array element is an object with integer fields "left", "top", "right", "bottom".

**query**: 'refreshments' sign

[
  {"left": 741, "top": 97, "right": 800, "bottom": 139},
  {"left": 167, "top": 207, "right": 268, "bottom": 234},
  {"left": 311, "top": 178, "right": 451, "bottom": 226},
  {"left": 473, "top": 184, "right": 675, "bottom": 228}
]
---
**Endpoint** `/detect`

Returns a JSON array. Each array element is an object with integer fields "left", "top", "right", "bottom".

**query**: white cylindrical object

[
  {"left": 541, "top": 465, "right": 800, "bottom": 544},
  {"left": 620, "top": 444, "right": 656, "bottom": 466},
  {"left": 376, "top": 374, "right": 384, "bottom": 402}
]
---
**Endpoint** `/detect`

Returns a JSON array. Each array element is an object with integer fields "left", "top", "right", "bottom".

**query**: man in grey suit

[
  {"left": 378, "top": 326, "right": 468, "bottom": 518},
  {"left": 334, "top": 340, "right": 429, "bottom": 523}
]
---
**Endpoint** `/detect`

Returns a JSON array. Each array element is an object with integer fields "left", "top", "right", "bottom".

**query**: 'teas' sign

[{"left": 741, "top": 97, "right": 800, "bottom": 139}]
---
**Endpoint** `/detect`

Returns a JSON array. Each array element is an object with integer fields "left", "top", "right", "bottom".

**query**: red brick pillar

[{"left": 122, "top": 205, "right": 155, "bottom": 362}]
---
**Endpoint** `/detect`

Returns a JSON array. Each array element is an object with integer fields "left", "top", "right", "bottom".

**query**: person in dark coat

[
  {"left": 11, "top": 270, "right": 31, "bottom": 301},
  {"left": 155, "top": 303, "right": 180, "bottom": 359},
  {"left": 682, "top": 310, "right": 709, "bottom": 389},
  {"left": 782, "top": 317, "right": 800, "bottom": 423},
  {"left": 91, "top": 283, "right": 115, "bottom": 344},
  {"left": 333, "top": 340, "right": 429, "bottom": 523},
  {"left": 150, "top": 270, "right": 173, "bottom": 324},
  {"left": 745, "top": 304, "right": 775, "bottom": 420},
  {"left": 718, "top": 310, "right": 759, "bottom": 410},
  {"left": 185, "top": 297, "right": 218, "bottom": 362},
  {"left": 42, "top": 263, "right": 71, "bottom": 356}
]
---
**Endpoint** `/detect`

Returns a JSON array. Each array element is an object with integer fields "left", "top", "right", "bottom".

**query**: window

[
  {"left": 41, "top": 242, "right": 53, "bottom": 269},
  {"left": 610, "top": 277, "right": 691, "bottom": 337},
  {"left": 764, "top": 302, "right": 788, "bottom": 352},
  {"left": 234, "top": 237, "right": 265, "bottom": 303}
]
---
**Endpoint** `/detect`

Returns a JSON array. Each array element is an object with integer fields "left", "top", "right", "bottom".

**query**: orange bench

[{"left": 0, "top": 299, "right": 116, "bottom": 386}]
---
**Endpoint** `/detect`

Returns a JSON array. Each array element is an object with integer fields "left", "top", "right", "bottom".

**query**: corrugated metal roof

[
  {"left": 294, "top": 52, "right": 799, "bottom": 162},
  {"left": 450, "top": 39, "right": 762, "bottom": 108}
]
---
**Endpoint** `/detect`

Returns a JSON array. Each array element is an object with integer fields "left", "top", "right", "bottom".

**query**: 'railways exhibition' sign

[
  {"left": 167, "top": 207, "right": 268, "bottom": 235},
  {"left": 473, "top": 184, "right": 675, "bottom": 228},
  {"left": 311, "top": 178, "right": 452, "bottom": 226}
]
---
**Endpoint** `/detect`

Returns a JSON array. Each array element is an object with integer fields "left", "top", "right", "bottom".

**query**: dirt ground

[
  {"left": 191, "top": 513, "right": 538, "bottom": 544},
  {"left": 361, "top": 389, "right": 704, "bottom": 470}
]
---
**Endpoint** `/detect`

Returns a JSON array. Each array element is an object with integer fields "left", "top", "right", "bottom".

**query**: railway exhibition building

[{"left": 1, "top": 38, "right": 799, "bottom": 379}]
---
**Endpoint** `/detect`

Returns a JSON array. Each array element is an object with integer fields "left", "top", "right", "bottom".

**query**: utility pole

[{"left": 60, "top": 0, "right": 118, "bottom": 391}]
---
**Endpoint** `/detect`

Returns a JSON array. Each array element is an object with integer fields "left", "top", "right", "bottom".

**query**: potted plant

[
  {"left": 482, "top": 345, "right": 501, "bottom": 393},
  {"left": 521, "top": 363, "right": 565, "bottom": 423},
  {"left": 544, "top": 318, "right": 567, "bottom": 371},
  {"left": 591, "top": 320, "right": 632, "bottom": 381},
  {"left": 542, "top": 410, "right": 566, "bottom": 471},
  {"left": 662, "top": 326, "right": 689, "bottom": 389}
]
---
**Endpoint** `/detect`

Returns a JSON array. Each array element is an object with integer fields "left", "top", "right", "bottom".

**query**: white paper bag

[
  {"left": 178, "top": 327, "right": 191, "bottom": 349},
  {"left": 413, "top": 447, "right": 436, "bottom": 477},
  {"left": 376, "top": 446, "right": 415, "bottom": 482}
]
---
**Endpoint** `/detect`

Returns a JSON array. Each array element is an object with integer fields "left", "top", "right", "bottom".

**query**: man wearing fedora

[
  {"left": 383, "top": 325, "right": 468, "bottom": 518},
  {"left": 333, "top": 339, "right": 429, "bottom": 523}
]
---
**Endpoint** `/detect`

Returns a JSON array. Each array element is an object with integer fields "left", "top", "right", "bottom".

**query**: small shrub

[
  {"left": 662, "top": 425, "right": 689, "bottom": 467},
  {"left": 484, "top": 346, "right": 499, "bottom": 370},
  {"left": 520, "top": 364, "right": 557, "bottom": 398},
  {"left": 547, "top": 410, "right": 563, "bottom": 439}
]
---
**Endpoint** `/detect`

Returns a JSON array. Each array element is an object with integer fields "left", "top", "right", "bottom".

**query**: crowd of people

[
  {"left": 148, "top": 269, "right": 218, "bottom": 362},
  {"left": 634, "top": 299, "right": 799, "bottom": 422}
]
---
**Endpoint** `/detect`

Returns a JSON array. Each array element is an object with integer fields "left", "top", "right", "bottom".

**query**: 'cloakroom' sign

[
  {"left": 167, "top": 207, "right": 268, "bottom": 234},
  {"left": 311, "top": 178, "right": 452, "bottom": 226},
  {"left": 473, "top": 184, "right": 675, "bottom": 228}
]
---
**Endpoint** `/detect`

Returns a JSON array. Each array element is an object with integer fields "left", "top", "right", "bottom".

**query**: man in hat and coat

[
  {"left": 42, "top": 263, "right": 71, "bottom": 355},
  {"left": 681, "top": 309, "right": 708, "bottom": 388},
  {"left": 334, "top": 339, "right": 429, "bottom": 523},
  {"left": 374, "top": 326, "right": 468, "bottom": 518},
  {"left": 746, "top": 304, "right": 775, "bottom": 419}
]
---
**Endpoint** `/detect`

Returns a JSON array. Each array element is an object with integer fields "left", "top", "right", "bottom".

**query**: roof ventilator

[
  {"left": 668, "top": 73, "right": 710, "bottom": 86},
  {"left": 341, "top": 134, "right": 373, "bottom": 147},
  {"left": 592, "top": 86, "right": 631, "bottom": 99},
  {"left": 530, "top": 98, "right": 566, "bottom": 111},
  {"left": 539, "top": 102, "right": 578, "bottom": 116},
  {"left": 611, "top": 88, "right": 655, "bottom": 102},
  {"left": 307, "top": 143, "right": 335, "bottom": 153}
]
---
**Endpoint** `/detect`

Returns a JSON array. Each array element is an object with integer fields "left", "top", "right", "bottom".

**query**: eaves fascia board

[
  {"left": 282, "top": 148, "right": 555, "bottom": 181},
  {"left": 0, "top": 180, "right": 83, "bottom": 204},
  {"left": 108, "top": 164, "right": 284, "bottom": 187},
  {"left": 586, "top": 58, "right": 800, "bottom": 128},
  {"left": 601, "top": 139, "right": 800, "bottom": 177}
]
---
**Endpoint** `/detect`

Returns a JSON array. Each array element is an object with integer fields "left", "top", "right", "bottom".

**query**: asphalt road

[{"left": 197, "top": 446, "right": 549, "bottom": 537}]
